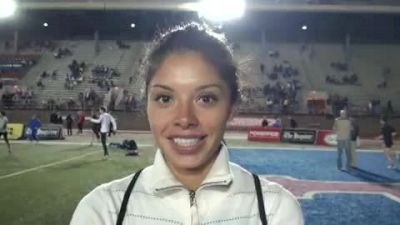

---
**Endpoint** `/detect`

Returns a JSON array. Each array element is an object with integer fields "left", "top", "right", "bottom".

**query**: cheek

[
  {"left": 147, "top": 106, "right": 164, "bottom": 133},
  {"left": 198, "top": 107, "right": 231, "bottom": 132}
]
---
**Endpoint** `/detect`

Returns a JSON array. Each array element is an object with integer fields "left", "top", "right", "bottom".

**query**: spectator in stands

[
  {"left": 333, "top": 109, "right": 352, "bottom": 171},
  {"left": 281, "top": 98, "right": 289, "bottom": 114},
  {"left": 0, "top": 111, "right": 11, "bottom": 153},
  {"left": 378, "top": 117, "right": 397, "bottom": 169},
  {"left": 37, "top": 78, "right": 45, "bottom": 89},
  {"left": 78, "top": 92, "right": 85, "bottom": 110},
  {"left": 66, "top": 113, "right": 73, "bottom": 136},
  {"left": 51, "top": 70, "right": 57, "bottom": 80},
  {"left": 28, "top": 114, "right": 41, "bottom": 143},
  {"left": 70, "top": 23, "right": 304, "bottom": 225},
  {"left": 350, "top": 117, "right": 359, "bottom": 168},
  {"left": 377, "top": 80, "right": 387, "bottom": 89},
  {"left": 266, "top": 98, "right": 273, "bottom": 111}
]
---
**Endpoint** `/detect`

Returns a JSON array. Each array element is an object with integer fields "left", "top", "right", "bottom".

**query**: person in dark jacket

[
  {"left": 350, "top": 117, "right": 359, "bottom": 167},
  {"left": 379, "top": 118, "right": 397, "bottom": 169},
  {"left": 66, "top": 114, "right": 73, "bottom": 136}
]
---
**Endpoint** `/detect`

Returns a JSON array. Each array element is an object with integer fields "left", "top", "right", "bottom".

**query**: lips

[
  {"left": 168, "top": 135, "right": 206, "bottom": 154},
  {"left": 173, "top": 137, "right": 201, "bottom": 147}
]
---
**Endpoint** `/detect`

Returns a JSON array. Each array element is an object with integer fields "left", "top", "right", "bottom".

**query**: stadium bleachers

[{"left": 0, "top": 38, "right": 399, "bottom": 114}]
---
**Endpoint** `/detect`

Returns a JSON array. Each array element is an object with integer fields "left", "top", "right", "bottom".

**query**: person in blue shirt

[
  {"left": 28, "top": 114, "right": 41, "bottom": 143},
  {"left": 272, "top": 117, "right": 282, "bottom": 128}
]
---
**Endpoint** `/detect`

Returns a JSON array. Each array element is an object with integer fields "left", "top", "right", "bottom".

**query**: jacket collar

[{"left": 147, "top": 144, "right": 233, "bottom": 193}]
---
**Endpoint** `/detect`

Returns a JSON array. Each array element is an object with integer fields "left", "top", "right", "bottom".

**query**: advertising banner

[
  {"left": 227, "top": 117, "right": 276, "bottom": 130},
  {"left": 316, "top": 130, "right": 337, "bottom": 146},
  {"left": 25, "top": 124, "right": 64, "bottom": 140},
  {"left": 247, "top": 127, "right": 281, "bottom": 142},
  {"left": 281, "top": 129, "right": 317, "bottom": 144},
  {"left": 7, "top": 123, "right": 25, "bottom": 140}
]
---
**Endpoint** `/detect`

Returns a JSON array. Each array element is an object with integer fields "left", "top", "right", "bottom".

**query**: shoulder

[
  {"left": 77, "top": 170, "right": 147, "bottom": 209},
  {"left": 82, "top": 174, "right": 133, "bottom": 202},
  {"left": 70, "top": 173, "right": 138, "bottom": 225},
  {"left": 229, "top": 162, "right": 298, "bottom": 199},
  {"left": 229, "top": 163, "right": 303, "bottom": 224}
]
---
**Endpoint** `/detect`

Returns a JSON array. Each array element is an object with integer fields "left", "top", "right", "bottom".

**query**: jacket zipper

[{"left": 189, "top": 190, "right": 196, "bottom": 207}]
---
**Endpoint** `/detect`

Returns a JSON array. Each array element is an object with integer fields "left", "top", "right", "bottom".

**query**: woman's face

[{"left": 147, "top": 52, "right": 233, "bottom": 174}]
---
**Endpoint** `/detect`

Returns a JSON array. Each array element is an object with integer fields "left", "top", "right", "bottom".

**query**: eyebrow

[{"left": 150, "top": 84, "right": 223, "bottom": 92}]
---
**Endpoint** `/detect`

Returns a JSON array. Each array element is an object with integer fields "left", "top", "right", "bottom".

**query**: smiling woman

[{"left": 70, "top": 23, "right": 304, "bottom": 225}]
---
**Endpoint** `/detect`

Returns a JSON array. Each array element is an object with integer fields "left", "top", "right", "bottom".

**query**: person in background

[
  {"left": 76, "top": 111, "right": 85, "bottom": 134},
  {"left": 261, "top": 116, "right": 269, "bottom": 127},
  {"left": 350, "top": 117, "right": 359, "bottom": 168},
  {"left": 90, "top": 110, "right": 101, "bottom": 145},
  {"left": 89, "top": 107, "right": 117, "bottom": 159},
  {"left": 0, "top": 111, "right": 11, "bottom": 153},
  {"left": 272, "top": 116, "right": 282, "bottom": 128},
  {"left": 289, "top": 116, "right": 298, "bottom": 129},
  {"left": 378, "top": 117, "right": 397, "bottom": 169},
  {"left": 333, "top": 109, "right": 352, "bottom": 171},
  {"left": 28, "top": 114, "right": 41, "bottom": 143},
  {"left": 70, "top": 23, "right": 303, "bottom": 225},
  {"left": 66, "top": 114, "right": 73, "bottom": 136}
]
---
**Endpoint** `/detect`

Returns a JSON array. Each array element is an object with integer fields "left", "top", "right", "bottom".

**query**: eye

[
  {"left": 198, "top": 95, "right": 217, "bottom": 105},
  {"left": 154, "top": 95, "right": 173, "bottom": 105}
]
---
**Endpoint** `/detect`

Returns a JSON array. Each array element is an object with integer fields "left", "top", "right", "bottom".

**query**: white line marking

[
  {"left": 4, "top": 141, "right": 154, "bottom": 148},
  {"left": 0, "top": 151, "right": 98, "bottom": 180},
  {"left": 300, "top": 191, "right": 400, "bottom": 203},
  {"left": 230, "top": 145, "right": 383, "bottom": 153}
]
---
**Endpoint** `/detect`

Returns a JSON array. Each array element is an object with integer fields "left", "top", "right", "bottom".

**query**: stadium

[{"left": 0, "top": 0, "right": 399, "bottom": 225}]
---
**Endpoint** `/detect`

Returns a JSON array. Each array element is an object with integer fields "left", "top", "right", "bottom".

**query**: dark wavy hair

[{"left": 141, "top": 22, "right": 240, "bottom": 105}]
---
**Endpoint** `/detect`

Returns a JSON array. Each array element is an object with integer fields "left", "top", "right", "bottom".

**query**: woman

[{"left": 70, "top": 23, "right": 303, "bottom": 225}]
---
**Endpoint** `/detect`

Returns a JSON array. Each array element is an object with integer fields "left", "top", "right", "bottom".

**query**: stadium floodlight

[
  {"left": 302, "top": 25, "right": 308, "bottom": 31},
  {"left": 197, "top": 0, "right": 246, "bottom": 22},
  {"left": 43, "top": 22, "right": 49, "bottom": 27},
  {"left": 0, "top": 0, "right": 17, "bottom": 19},
  {"left": 130, "top": 23, "right": 136, "bottom": 28}
]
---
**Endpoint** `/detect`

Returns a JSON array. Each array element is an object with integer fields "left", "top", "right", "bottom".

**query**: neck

[{"left": 168, "top": 154, "right": 218, "bottom": 191}]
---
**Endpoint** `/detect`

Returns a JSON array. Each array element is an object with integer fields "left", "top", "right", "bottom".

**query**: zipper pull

[{"left": 189, "top": 190, "right": 196, "bottom": 207}]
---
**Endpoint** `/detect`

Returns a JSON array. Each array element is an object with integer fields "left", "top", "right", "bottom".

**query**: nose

[{"left": 173, "top": 101, "right": 199, "bottom": 129}]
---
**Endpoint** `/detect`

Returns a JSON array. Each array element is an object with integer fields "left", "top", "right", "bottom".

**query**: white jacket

[
  {"left": 70, "top": 146, "right": 304, "bottom": 225},
  {"left": 90, "top": 113, "right": 117, "bottom": 133}
]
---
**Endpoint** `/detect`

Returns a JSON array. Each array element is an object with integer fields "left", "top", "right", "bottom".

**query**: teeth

[{"left": 173, "top": 138, "right": 200, "bottom": 147}]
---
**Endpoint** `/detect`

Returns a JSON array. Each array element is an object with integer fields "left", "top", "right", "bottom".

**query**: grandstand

[{"left": 0, "top": 1, "right": 399, "bottom": 225}]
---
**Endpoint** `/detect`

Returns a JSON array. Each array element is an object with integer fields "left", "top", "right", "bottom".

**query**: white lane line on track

[
  {"left": 230, "top": 145, "right": 383, "bottom": 153},
  {"left": 0, "top": 151, "right": 98, "bottom": 180},
  {"left": 7, "top": 141, "right": 154, "bottom": 148}
]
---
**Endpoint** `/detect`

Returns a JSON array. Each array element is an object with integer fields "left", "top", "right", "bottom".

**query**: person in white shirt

[
  {"left": 333, "top": 109, "right": 352, "bottom": 171},
  {"left": 90, "top": 107, "right": 117, "bottom": 158},
  {"left": 71, "top": 23, "right": 303, "bottom": 225},
  {"left": 0, "top": 111, "right": 10, "bottom": 153}
]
